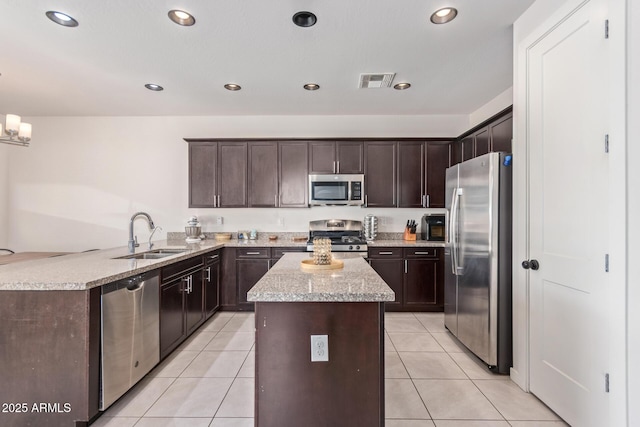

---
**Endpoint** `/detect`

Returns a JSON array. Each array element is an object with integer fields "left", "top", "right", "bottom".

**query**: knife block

[{"left": 403, "top": 229, "right": 417, "bottom": 241}]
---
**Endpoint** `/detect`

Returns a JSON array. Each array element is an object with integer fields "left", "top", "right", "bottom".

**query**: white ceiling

[{"left": 0, "top": 1, "right": 535, "bottom": 117}]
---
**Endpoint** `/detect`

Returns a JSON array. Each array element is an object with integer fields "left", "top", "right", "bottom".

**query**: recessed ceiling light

[
  {"left": 168, "top": 10, "right": 196, "bottom": 26},
  {"left": 224, "top": 84, "right": 242, "bottom": 91},
  {"left": 430, "top": 7, "right": 458, "bottom": 24},
  {"left": 145, "top": 83, "right": 164, "bottom": 91},
  {"left": 394, "top": 83, "right": 411, "bottom": 90},
  {"left": 46, "top": 11, "right": 79, "bottom": 27},
  {"left": 293, "top": 11, "right": 317, "bottom": 28},
  {"left": 303, "top": 83, "right": 320, "bottom": 91}
]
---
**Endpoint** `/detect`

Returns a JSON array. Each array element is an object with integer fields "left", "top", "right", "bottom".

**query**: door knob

[{"left": 522, "top": 259, "right": 540, "bottom": 270}]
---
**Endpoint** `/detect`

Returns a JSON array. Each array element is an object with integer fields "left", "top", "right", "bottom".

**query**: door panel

[
  {"left": 528, "top": 1, "right": 609, "bottom": 425},
  {"left": 218, "top": 142, "right": 248, "bottom": 207},
  {"left": 248, "top": 142, "right": 278, "bottom": 207}
]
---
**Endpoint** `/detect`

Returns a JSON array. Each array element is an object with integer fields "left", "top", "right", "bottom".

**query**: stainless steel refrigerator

[{"left": 444, "top": 152, "right": 512, "bottom": 374}]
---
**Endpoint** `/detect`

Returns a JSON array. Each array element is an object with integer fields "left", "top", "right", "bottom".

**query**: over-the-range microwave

[{"left": 308, "top": 174, "right": 364, "bottom": 206}]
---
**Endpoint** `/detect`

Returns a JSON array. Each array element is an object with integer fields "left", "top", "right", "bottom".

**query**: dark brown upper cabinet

[
  {"left": 364, "top": 141, "right": 397, "bottom": 207},
  {"left": 248, "top": 141, "right": 278, "bottom": 207},
  {"left": 309, "top": 141, "right": 363, "bottom": 174},
  {"left": 188, "top": 141, "right": 247, "bottom": 208},
  {"left": 454, "top": 107, "right": 513, "bottom": 164},
  {"left": 278, "top": 141, "right": 309, "bottom": 207},
  {"left": 424, "top": 142, "right": 450, "bottom": 208},
  {"left": 397, "top": 141, "right": 425, "bottom": 208},
  {"left": 489, "top": 113, "right": 513, "bottom": 153}
]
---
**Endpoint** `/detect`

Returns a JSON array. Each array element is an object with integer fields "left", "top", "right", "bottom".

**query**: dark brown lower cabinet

[
  {"left": 369, "top": 247, "right": 444, "bottom": 312},
  {"left": 255, "top": 301, "right": 384, "bottom": 427},
  {"left": 204, "top": 251, "right": 221, "bottom": 318},
  {"left": 236, "top": 259, "right": 269, "bottom": 311},
  {"left": 160, "top": 257, "right": 205, "bottom": 359}
]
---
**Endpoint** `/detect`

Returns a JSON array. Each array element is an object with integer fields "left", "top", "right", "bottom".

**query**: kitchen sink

[{"left": 114, "top": 248, "right": 186, "bottom": 260}]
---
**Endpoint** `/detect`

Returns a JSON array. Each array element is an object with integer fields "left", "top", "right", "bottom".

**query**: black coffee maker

[{"left": 421, "top": 213, "right": 446, "bottom": 241}]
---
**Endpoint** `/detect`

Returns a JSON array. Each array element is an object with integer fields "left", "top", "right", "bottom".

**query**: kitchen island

[{"left": 247, "top": 253, "right": 394, "bottom": 427}]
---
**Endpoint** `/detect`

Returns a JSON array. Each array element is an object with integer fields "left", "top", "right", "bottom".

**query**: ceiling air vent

[{"left": 358, "top": 73, "right": 396, "bottom": 89}]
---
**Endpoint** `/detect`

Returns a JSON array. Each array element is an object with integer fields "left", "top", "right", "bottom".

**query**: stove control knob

[
  {"left": 356, "top": 245, "right": 361, "bottom": 250},
  {"left": 349, "top": 245, "right": 354, "bottom": 250}
]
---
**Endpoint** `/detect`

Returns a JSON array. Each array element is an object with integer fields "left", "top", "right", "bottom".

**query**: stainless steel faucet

[{"left": 128, "top": 212, "right": 156, "bottom": 253}]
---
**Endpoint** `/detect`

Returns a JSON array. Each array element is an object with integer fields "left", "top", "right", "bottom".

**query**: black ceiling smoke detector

[{"left": 293, "top": 11, "right": 317, "bottom": 28}]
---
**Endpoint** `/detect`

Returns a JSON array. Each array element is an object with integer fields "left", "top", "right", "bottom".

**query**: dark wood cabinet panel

[
  {"left": 185, "top": 269, "right": 205, "bottom": 335},
  {"left": 160, "top": 278, "right": 186, "bottom": 359},
  {"left": 218, "top": 142, "right": 248, "bottom": 207},
  {"left": 204, "top": 252, "right": 221, "bottom": 317},
  {"left": 461, "top": 136, "right": 474, "bottom": 162},
  {"left": 248, "top": 141, "right": 279, "bottom": 207},
  {"left": 309, "top": 141, "right": 336, "bottom": 173},
  {"left": 365, "top": 141, "right": 397, "bottom": 207},
  {"left": 369, "top": 259, "right": 403, "bottom": 308},
  {"left": 189, "top": 143, "right": 217, "bottom": 207},
  {"left": 369, "top": 247, "right": 443, "bottom": 312},
  {"left": 279, "top": 141, "right": 308, "bottom": 207},
  {"left": 404, "top": 258, "right": 439, "bottom": 309},
  {"left": 490, "top": 113, "right": 513, "bottom": 153},
  {"left": 425, "top": 142, "right": 450, "bottom": 208},
  {"left": 450, "top": 140, "right": 462, "bottom": 166},
  {"left": 336, "top": 141, "right": 364, "bottom": 173},
  {"left": 237, "top": 259, "right": 269, "bottom": 311},
  {"left": 474, "top": 128, "right": 490, "bottom": 157},
  {"left": 397, "top": 141, "right": 425, "bottom": 208},
  {"left": 221, "top": 248, "right": 237, "bottom": 310}
]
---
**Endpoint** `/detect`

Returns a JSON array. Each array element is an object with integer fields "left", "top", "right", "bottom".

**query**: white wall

[
  {"left": 627, "top": 0, "right": 639, "bottom": 424},
  {"left": 468, "top": 87, "right": 513, "bottom": 129},
  {"left": 0, "top": 145, "right": 9, "bottom": 247},
  {"left": 5, "top": 114, "right": 466, "bottom": 252}
]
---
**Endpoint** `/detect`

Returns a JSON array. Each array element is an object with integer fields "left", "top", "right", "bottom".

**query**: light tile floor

[{"left": 94, "top": 311, "right": 568, "bottom": 427}]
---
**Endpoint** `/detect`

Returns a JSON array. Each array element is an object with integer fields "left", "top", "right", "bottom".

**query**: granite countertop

[
  {"left": 0, "top": 235, "right": 443, "bottom": 292},
  {"left": 247, "top": 253, "right": 395, "bottom": 303}
]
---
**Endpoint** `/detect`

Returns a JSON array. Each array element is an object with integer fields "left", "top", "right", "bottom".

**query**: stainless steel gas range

[{"left": 306, "top": 219, "right": 368, "bottom": 254}]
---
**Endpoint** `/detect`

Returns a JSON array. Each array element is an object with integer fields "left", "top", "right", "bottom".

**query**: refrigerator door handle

[{"left": 450, "top": 187, "right": 463, "bottom": 275}]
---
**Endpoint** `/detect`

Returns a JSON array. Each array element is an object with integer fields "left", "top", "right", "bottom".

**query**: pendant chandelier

[{"left": 1, "top": 114, "right": 32, "bottom": 147}]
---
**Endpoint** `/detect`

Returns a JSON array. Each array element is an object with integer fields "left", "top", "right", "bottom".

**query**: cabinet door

[
  {"left": 450, "top": 140, "right": 462, "bottom": 166},
  {"left": 236, "top": 259, "right": 269, "bottom": 311},
  {"left": 248, "top": 141, "right": 279, "bottom": 207},
  {"left": 160, "top": 279, "right": 186, "bottom": 359},
  {"left": 369, "top": 259, "right": 404, "bottom": 310},
  {"left": 404, "top": 258, "right": 441, "bottom": 310},
  {"left": 397, "top": 141, "right": 424, "bottom": 208},
  {"left": 185, "top": 270, "right": 204, "bottom": 335},
  {"left": 364, "top": 141, "right": 397, "bottom": 207},
  {"left": 218, "top": 142, "right": 248, "bottom": 207},
  {"left": 461, "top": 136, "right": 474, "bottom": 162},
  {"left": 220, "top": 248, "right": 237, "bottom": 310},
  {"left": 309, "top": 141, "right": 336, "bottom": 173},
  {"left": 189, "top": 143, "right": 217, "bottom": 208},
  {"left": 425, "top": 142, "right": 450, "bottom": 208},
  {"left": 336, "top": 141, "right": 364, "bottom": 174},
  {"left": 489, "top": 113, "right": 513, "bottom": 153},
  {"left": 204, "top": 255, "right": 221, "bottom": 318},
  {"left": 279, "top": 141, "right": 308, "bottom": 207},
  {"left": 474, "top": 128, "right": 490, "bottom": 157}
]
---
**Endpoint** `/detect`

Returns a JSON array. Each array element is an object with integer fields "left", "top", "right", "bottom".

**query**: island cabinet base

[{"left": 254, "top": 302, "right": 385, "bottom": 427}]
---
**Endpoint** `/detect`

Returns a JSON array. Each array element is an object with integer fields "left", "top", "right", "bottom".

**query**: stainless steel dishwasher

[{"left": 100, "top": 271, "right": 160, "bottom": 410}]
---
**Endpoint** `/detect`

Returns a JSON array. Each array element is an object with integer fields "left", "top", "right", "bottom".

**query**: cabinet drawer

[
  {"left": 368, "top": 247, "right": 402, "bottom": 258},
  {"left": 203, "top": 250, "right": 221, "bottom": 265},
  {"left": 403, "top": 248, "right": 440, "bottom": 259},
  {"left": 161, "top": 256, "right": 204, "bottom": 283},
  {"left": 236, "top": 247, "right": 270, "bottom": 258},
  {"left": 271, "top": 247, "right": 307, "bottom": 259}
]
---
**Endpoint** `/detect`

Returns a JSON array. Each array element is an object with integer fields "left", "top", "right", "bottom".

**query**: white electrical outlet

[
  {"left": 310, "top": 335, "right": 329, "bottom": 362},
  {"left": 216, "top": 216, "right": 223, "bottom": 225}
]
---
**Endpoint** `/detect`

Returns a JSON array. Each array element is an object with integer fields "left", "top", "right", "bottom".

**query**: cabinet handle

[
  {"left": 217, "top": 195, "right": 221, "bottom": 207},
  {"left": 422, "top": 195, "right": 426, "bottom": 208},
  {"left": 336, "top": 160, "right": 340, "bottom": 173},
  {"left": 246, "top": 251, "right": 261, "bottom": 255},
  {"left": 414, "top": 251, "right": 431, "bottom": 255},
  {"left": 275, "top": 194, "right": 278, "bottom": 207},
  {"left": 208, "top": 254, "right": 219, "bottom": 260},
  {"left": 188, "top": 276, "right": 192, "bottom": 293},
  {"left": 206, "top": 267, "right": 211, "bottom": 281},
  {"left": 333, "top": 161, "right": 336, "bottom": 173},
  {"left": 379, "top": 251, "right": 394, "bottom": 255},
  {"left": 404, "top": 260, "right": 408, "bottom": 274},
  {"left": 426, "top": 194, "right": 430, "bottom": 207},
  {"left": 364, "top": 194, "right": 368, "bottom": 207}
]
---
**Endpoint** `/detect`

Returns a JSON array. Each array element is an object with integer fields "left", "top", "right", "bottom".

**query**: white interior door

[{"left": 528, "top": 0, "right": 609, "bottom": 425}]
